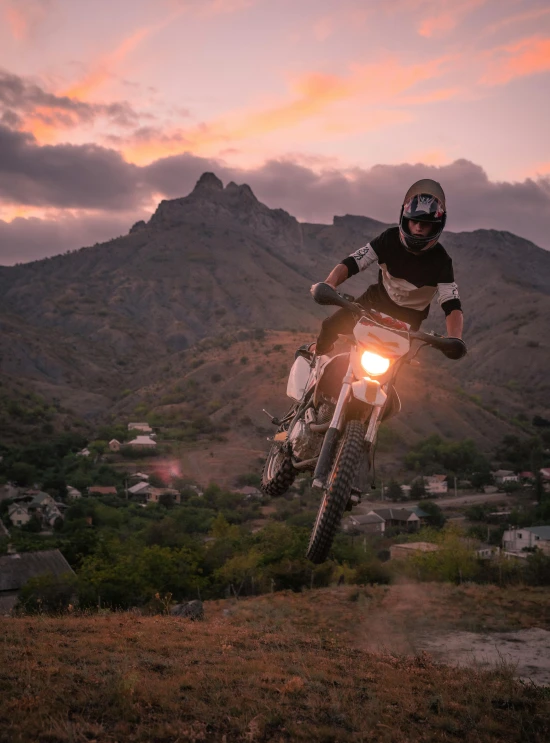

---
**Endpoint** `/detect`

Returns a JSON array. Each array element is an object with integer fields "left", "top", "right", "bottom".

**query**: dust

[{"left": 356, "top": 582, "right": 550, "bottom": 686}]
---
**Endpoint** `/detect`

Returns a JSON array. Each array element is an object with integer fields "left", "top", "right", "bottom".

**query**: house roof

[
  {"left": 8, "top": 503, "right": 28, "bottom": 514},
  {"left": 426, "top": 475, "right": 447, "bottom": 482},
  {"left": 0, "top": 550, "right": 74, "bottom": 593},
  {"left": 392, "top": 542, "right": 439, "bottom": 553},
  {"left": 493, "top": 469, "right": 515, "bottom": 477},
  {"left": 409, "top": 506, "right": 429, "bottom": 518},
  {"left": 540, "top": 469, "right": 550, "bottom": 479},
  {"left": 128, "top": 436, "right": 157, "bottom": 446},
  {"left": 128, "top": 481, "right": 150, "bottom": 494},
  {"left": 524, "top": 525, "right": 550, "bottom": 540},
  {"left": 88, "top": 486, "right": 117, "bottom": 495},
  {"left": 371, "top": 508, "right": 419, "bottom": 522},
  {"left": 350, "top": 513, "right": 385, "bottom": 525},
  {"left": 30, "top": 492, "right": 54, "bottom": 505},
  {"left": 109, "top": 439, "right": 120, "bottom": 445}
]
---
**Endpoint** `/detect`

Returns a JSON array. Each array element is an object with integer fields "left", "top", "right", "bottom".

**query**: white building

[
  {"left": 7, "top": 504, "right": 31, "bottom": 527},
  {"left": 128, "top": 422, "right": 153, "bottom": 433},
  {"left": 494, "top": 470, "right": 519, "bottom": 485},
  {"left": 502, "top": 526, "right": 550, "bottom": 555},
  {"left": 66, "top": 486, "right": 82, "bottom": 500},
  {"left": 127, "top": 436, "right": 157, "bottom": 449},
  {"left": 109, "top": 439, "right": 121, "bottom": 452},
  {"left": 425, "top": 475, "right": 448, "bottom": 495}
]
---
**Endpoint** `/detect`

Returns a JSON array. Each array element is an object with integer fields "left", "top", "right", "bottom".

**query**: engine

[{"left": 288, "top": 403, "right": 333, "bottom": 461}]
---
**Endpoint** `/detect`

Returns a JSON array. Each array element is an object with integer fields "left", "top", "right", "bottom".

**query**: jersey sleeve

[
  {"left": 437, "top": 258, "right": 462, "bottom": 316},
  {"left": 340, "top": 229, "right": 390, "bottom": 276}
]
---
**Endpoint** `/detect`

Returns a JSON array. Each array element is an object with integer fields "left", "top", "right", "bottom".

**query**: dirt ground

[{"left": 353, "top": 583, "right": 550, "bottom": 686}]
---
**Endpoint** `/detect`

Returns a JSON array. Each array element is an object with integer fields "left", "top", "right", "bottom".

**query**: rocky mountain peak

[{"left": 192, "top": 172, "right": 224, "bottom": 193}]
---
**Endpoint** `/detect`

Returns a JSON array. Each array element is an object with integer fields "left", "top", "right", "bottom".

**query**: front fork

[
  {"left": 312, "top": 363, "right": 353, "bottom": 489},
  {"left": 312, "top": 362, "right": 385, "bottom": 490}
]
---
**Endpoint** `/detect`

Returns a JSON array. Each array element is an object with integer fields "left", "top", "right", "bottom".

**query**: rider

[{"left": 312, "top": 179, "right": 463, "bottom": 355}]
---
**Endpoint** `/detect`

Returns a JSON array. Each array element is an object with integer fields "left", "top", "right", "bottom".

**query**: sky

[{"left": 0, "top": 0, "right": 549, "bottom": 264}]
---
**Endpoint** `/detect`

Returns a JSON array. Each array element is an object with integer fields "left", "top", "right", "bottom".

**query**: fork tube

[{"left": 312, "top": 362, "right": 353, "bottom": 489}]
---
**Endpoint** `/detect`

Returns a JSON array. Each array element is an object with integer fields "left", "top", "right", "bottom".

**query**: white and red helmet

[{"left": 399, "top": 179, "right": 446, "bottom": 253}]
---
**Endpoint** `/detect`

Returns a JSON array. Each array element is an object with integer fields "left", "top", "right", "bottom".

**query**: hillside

[
  {"left": 1, "top": 585, "right": 548, "bottom": 743},
  {"left": 112, "top": 330, "right": 534, "bottom": 486},
  {"left": 1, "top": 172, "right": 549, "bottom": 462}
]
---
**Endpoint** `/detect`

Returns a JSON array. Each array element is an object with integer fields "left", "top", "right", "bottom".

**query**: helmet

[{"left": 399, "top": 179, "right": 446, "bottom": 253}]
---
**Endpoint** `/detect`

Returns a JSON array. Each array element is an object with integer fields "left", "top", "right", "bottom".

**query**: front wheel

[{"left": 306, "top": 420, "right": 366, "bottom": 564}]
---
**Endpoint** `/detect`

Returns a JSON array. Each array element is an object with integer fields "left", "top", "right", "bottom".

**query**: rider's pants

[{"left": 315, "top": 283, "right": 427, "bottom": 355}]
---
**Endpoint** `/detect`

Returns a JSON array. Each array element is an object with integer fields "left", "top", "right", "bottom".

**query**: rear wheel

[
  {"left": 261, "top": 442, "right": 297, "bottom": 497},
  {"left": 306, "top": 420, "right": 366, "bottom": 564}
]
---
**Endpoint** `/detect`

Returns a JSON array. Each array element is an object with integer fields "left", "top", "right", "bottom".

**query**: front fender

[{"left": 351, "top": 378, "right": 387, "bottom": 407}]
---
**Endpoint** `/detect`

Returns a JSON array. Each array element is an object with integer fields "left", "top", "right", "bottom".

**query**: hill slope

[
  {"left": 1, "top": 585, "right": 548, "bottom": 743},
  {"left": 0, "top": 172, "right": 548, "bottom": 457}
]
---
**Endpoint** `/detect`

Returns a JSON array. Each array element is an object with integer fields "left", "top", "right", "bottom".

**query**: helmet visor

[{"left": 403, "top": 193, "right": 445, "bottom": 223}]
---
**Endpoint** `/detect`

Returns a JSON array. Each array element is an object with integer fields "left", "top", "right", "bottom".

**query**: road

[{"left": 355, "top": 490, "right": 511, "bottom": 513}]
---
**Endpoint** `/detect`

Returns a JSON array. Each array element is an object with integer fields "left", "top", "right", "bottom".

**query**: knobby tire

[
  {"left": 260, "top": 442, "right": 297, "bottom": 497},
  {"left": 306, "top": 420, "right": 366, "bottom": 564}
]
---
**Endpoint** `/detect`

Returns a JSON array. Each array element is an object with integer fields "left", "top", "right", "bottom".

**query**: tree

[
  {"left": 420, "top": 500, "right": 446, "bottom": 528},
  {"left": 385, "top": 480, "right": 404, "bottom": 501},
  {"left": 410, "top": 479, "right": 426, "bottom": 499},
  {"left": 158, "top": 492, "right": 175, "bottom": 509}
]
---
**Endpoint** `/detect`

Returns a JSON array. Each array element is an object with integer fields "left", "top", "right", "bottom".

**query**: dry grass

[{"left": 1, "top": 585, "right": 549, "bottom": 743}]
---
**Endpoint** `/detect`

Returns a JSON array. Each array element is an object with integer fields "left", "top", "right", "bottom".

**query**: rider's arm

[
  {"left": 446, "top": 309, "right": 463, "bottom": 339},
  {"left": 324, "top": 263, "right": 349, "bottom": 288}
]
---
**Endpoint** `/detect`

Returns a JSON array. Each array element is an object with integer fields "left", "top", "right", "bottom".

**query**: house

[
  {"left": 127, "top": 436, "right": 157, "bottom": 449},
  {"left": 493, "top": 469, "right": 519, "bottom": 485},
  {"left": 109, "top": 439, "right": 121, "bottom": 452},
  {"left": 475, "top": 544, "right": 500, "bottom": 559},
  {"left": 409, "top": 506, "right": 429, "bottom": 524},
  {"left": 77, "top": 447, "right": 90, "bottom": 457},
  {"left": 390, "top": 542, "right": 440, "bottom": 559},
  {"left": 502, "top": 526, "right": 550, "bottom": 555},
  {"left": 425, "top": 475, "right": 448, "bottom": 495},
  {"left": 346, "top": 513, "right": 385, "bottom": 534},
  {"left": 66, "top": 486, "right": 82, "bottom": 500},
  {"left": 540, "top": 469, "right": 550, "bottom": 481},
  {"left": 129, "top": 472, "right": 150, "bottom": 483},
  {"left": 369, "top": 508, "right": 421, "bottom": 532},
  {"left": 146, "top": 487, "right": 181, "bottom": 504},
  {"left": 7, "top": 504, "right": 31, "bottom": 527},
  {"left": 28, "top": 492, "right": 57, "bottom": 511},
  {"left": 128, "top": 422, "right": 153, "bottom": 433},
  {"left": 88, "top": 486, "right": 118, "bottom": 496},
  {"left": 41, "top": 504, "right": 64, "bottom": 529},
  {"left": 128, "top": 481, "right": 151, "bottom": 498},
  {"left": 0, "top": 549, "right": 74, "bottom": 615}
]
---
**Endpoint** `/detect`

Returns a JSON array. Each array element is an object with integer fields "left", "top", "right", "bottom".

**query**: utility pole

[{"left": 454, "top": 476, "right": 458, "bottom": 497}]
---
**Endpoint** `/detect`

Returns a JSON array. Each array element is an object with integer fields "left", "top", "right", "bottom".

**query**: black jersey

[{"left": 340, "top": 226, "right": 462, "bottom": 325}]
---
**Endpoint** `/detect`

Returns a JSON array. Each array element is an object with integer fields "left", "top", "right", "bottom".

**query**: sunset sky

[{"left": 1, "top": 0, "right": 549, "bottom": 263}]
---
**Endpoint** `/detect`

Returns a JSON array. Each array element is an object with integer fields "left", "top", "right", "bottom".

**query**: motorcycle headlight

[{"left": 361, "top": 350, "right": 390, "bottom": 377}]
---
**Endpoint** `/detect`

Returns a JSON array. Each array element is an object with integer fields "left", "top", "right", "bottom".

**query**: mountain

[{"left": 0, "top": 172, "right": 549, "bottom": 468}]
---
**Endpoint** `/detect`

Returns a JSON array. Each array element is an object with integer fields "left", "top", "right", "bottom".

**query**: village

[{"left": 1, "top": 417, "right": 550, "bottom": 615}]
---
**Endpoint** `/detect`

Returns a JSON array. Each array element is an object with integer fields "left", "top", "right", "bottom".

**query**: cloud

[
  {"left": 121, "top": 54, "right": 452, "bottom": 163},
  {"left": 417, "top": 0, "right": 488, "bottom": 38},
  {"left": 0, "top": 0, "right": 56, "bottom": 41},
  {"left": 1, "top": 131, "right": 550, "bottom": 263},
  {"left": 0, "top": 125, "right": 146, "bottom": 210},
  {"left": 0, "top": 68, "right": 140, "bottom": 135},
  {"left": 0, "top": 210, "right": 142, "bottom": 265},
  {"left": 480, "top": 35, "right": 550, "bottom": 85}
]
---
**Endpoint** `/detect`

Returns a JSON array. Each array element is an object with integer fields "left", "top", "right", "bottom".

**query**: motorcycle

[{"left": 260, "top": 282, "right": 466, "bottom": 564}]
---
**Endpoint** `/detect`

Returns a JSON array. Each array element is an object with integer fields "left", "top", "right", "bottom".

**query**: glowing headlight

[{"left": 361, "top": 351, "right": 390, "bottom": 377}]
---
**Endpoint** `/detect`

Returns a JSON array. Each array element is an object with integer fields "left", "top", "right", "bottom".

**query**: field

[{"left": 1, "top": 584, "right": 549, "bottom": 743}]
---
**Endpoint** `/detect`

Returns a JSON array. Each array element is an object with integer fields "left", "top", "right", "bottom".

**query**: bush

[{"left": 16, "top": 573, "right": 77, "bottom": 614}]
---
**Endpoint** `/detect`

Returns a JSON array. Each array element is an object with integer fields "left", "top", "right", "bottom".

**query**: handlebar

[{"left": 311, "top": 282, "right": 467, "bottom": 360}]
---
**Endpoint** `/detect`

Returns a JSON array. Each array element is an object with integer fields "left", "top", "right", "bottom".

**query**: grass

[{"left": 1, "top": 585, "right": 549, "bottom": 742}]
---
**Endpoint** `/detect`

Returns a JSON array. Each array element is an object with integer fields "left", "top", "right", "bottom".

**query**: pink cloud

[
  {"left": 480, "top": 35, "right": 550, "bottom": 85},
  {"left": 0, "top": 0, "right": 56, "bottom": 41}
]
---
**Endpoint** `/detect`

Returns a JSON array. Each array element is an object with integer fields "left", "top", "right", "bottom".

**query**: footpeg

[{"left": 262, "top": 408, "right": 280, "bottom": 425}]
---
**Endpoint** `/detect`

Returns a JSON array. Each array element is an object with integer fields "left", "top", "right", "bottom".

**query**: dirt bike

[{"left": 260, "top": 282, "right": 466, "bottom": 564}]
